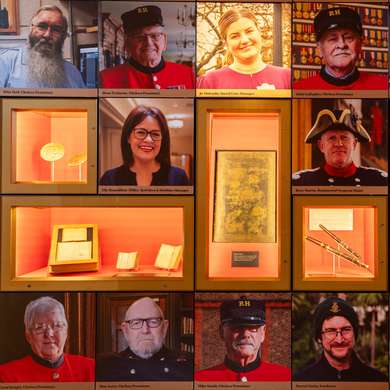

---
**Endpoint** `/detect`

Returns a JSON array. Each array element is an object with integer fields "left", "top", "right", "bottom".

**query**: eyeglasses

[
  {"left": 321, "top": 326, "right": 354, "bottom": 340},
  {"left": 32, "top": 22, "right": 64, "bottom": 35},
  {"left": 132, "top": 128, "right": 162, "bottom": 141},
  {"left": 31, "top": 322, "right": 67, "bottom": 335},
  {"left": 124, "top": 317, "right": 163, "bottom": 329},
  {"left": 131, "top": 33, "right": 164, "bottom": 42}
]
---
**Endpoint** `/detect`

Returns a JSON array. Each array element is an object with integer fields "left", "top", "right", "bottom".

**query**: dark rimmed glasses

[
  {"left": 321, "top": 326, "right": 353, "bottom": 340},
  {"left": 124, "top": 317, "right": 163, "bottom": 329},
  {"left": 132, "top": 128, "right": 162, "bottom": 141}
]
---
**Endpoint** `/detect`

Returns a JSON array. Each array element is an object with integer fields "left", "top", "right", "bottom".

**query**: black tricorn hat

[
  {"left": 305, "top": 108, "right": 371, "bottom": 144},
  {"left": 220, "top": 296, "right": 265, "bottom": 326},
  {"left": 314, "top": 297, "right": 358, "bottom": 341},
  {"left": 314, "top": 7, "right": 363, "bottom": 41},
  {"left": 121, "top": 5, "right": 164, "bottom": 34}
]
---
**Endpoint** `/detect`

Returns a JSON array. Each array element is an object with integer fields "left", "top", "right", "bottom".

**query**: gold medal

[{"left": 40, "top": 143, "right": 65, "bottom": 162}]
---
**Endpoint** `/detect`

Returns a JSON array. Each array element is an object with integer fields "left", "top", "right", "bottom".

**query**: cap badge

[
  {"left": 239, "top": 300, "right": 251, "bottom": 307},
  {"left": 138, "top": 7, "right": 149, "bottom": 14},
  {"left": 330, "top": 302, "right": 341, "bottom": 313},
  {"left": 328, "top": 9, "right": 341, "bottom": 16}
]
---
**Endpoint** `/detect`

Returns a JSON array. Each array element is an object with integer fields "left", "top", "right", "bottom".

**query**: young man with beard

[
  {"left": 96, "top": 297, "right": 193, "bottom": 381},
  {"left": 0, "top": 5, "right": 85, "bottom": 88},
  {"left": 294, "top": 297, "right": 387, "bottom": 381},
  {"left": 195, "top": 296, "right": 291, "bottom": 382}
]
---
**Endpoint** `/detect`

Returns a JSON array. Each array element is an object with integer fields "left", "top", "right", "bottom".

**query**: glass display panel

[
  {"left": 302, "top": 206, "right": 376, "bottom": 279},
  {"left": 207, "top": 112, "right": 280, "bottom": 279},
  {"left": 13, "top": 206, "right": 185, "bottom": 279},
  {"left": 11, "top": 109, "right": 88, "bottom": 184}
]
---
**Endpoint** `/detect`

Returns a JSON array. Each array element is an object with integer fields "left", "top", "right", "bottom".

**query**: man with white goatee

[{"left": 96, "top": 296, "right": 193, "bottom": 381}]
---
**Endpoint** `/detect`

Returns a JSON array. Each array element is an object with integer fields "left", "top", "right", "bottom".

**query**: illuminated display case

[
  {"left": 196, "top": 99, "right": 291, "bottom": 290},
  {"left": 1, "top": 196, "right": 194, "bottom": 291},
  {"left": 0, "top": 99, "right": 97, "bottom": 194},
  {"left": 293, "top": 196, "right": 387, "bottom": 291}
]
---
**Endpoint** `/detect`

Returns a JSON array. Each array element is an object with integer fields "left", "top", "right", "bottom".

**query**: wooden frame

[
  {"left": 1, "top": 98, "right": 97, "bottom": 194},
  {"left": 48, "top": 224, "right": 99, "bottom": 274},
  {"left": 1, "top": 196, "right": 194, "bottom": 291},
  {"left": 0, "top": 0, "right": 19, "bottom": 35},
  {"left": 293, "top": 196, "right": 388, "bottom": 291},
  {"left": 196, "top": 99, "right": 291, "bottom": 290}
]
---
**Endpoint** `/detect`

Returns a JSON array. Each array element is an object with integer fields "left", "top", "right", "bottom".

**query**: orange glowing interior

[
  {"left": 14, "top": 207, "right": 184, "bottom": 278},
  {"left": 13, "top": 110, "right": 88, "bottom": 183},
  {"left": 208, "top": 113, "right": 280, "bottom": 279},
  {"left": 303, "top": 206, "right": 376, "bottom": 279}
]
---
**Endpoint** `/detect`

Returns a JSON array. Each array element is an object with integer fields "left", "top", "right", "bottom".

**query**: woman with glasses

[
  {"left": 100, "top": 105, "right": 189, "bottom": 186},
  {"left": 0, "top": 296, "right": 94, "bottom": 383},
  {"left": 197, "top": 9, "right": 290, "bottom": 90}
]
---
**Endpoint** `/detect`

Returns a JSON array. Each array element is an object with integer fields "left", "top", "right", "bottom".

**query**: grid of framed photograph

[{"left": 0, "top": 0, "right": 388, "bottom": 389}]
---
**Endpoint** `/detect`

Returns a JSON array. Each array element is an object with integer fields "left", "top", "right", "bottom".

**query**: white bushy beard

[
  {"left": 27, "top": 35, "right": 67, "bottom": 87},
  {"left": 130, "top": 337, "right": 164, "bottom": 359}
]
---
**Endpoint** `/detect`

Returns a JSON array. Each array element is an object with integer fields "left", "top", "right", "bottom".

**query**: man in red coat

[
  {"left": 0, "top": 296, "right": 94, "bottom": 383},
  {"left": 294, "top": 7, "right": 387, "bottom": 90},
  {"left": 100, "top": 5, "right": 194, "bottom": 89},
  {"left": 195, "top": 296, "right": 291, "bottom": 382}
]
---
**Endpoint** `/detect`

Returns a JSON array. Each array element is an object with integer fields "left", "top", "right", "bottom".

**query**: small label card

[{"left": 232, "top": 251, "right": 259, "bottom": 267}]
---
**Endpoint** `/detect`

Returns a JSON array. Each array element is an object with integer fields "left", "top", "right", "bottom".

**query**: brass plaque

[{"left": 213, "top": 151, "right": 276, "bottom": 243}]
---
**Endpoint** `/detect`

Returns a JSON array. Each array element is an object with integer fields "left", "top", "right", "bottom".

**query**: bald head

[
  {"left": 125, "top": 297, "right": 165, "bottom": 321},
  {"left": 121, "top": 297, "right": 168, "bottom": 359}
]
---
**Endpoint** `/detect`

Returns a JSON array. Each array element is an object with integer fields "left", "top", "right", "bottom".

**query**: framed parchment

[
  {"left": 48, "top": 224, "right": 99, "bottom": 273},
  {"left": 213, "top": 150, "right": 276, "bottom": 243}
]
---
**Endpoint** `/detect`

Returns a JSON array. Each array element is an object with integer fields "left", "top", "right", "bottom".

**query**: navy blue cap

[
  {"left": 121, "top": 6, "right": 164, "bottom": 34},
  {"left": 314, "top": 297, "right": 358, "bottom": 340},
  {"left": 314, "top": 7, "right": 363, "bottom": 40},
  {"left": 220, "top": 296, "right": 265, "bottom": 326}
]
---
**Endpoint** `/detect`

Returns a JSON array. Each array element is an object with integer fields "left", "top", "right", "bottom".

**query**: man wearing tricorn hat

[
  {"left": 293, "top": 297, "right": 387, "bottom": 381},
  {"left": 196, "top": 296, "right": 291, "bottom": 382},
  {"left": 294, "top": 7, "right": 387, "bottom": 90},
  {"left": 100, "top": 5, "right": 194, "bottom": 89},
  {"left": 292, "top": 108, "right": 387, "bottom": 186}
]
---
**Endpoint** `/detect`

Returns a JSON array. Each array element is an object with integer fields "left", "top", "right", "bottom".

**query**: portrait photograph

[
  {"left": 99, "top": 1, "right": 195, "bottom": 95},
  {"left": 0, "top": 0, "right": 98, "bottom": 94},
  {"left": 95, "top": 292, "right": 193, "bottom": 387},
  {"left": 196, "top": 2, "right": 291, "bottom": 97},
  {"left": 0, "top": 293, "right": 95, "bottom": 385},
  {"left": 195, "top": 293, "right": 291, "bottom": 389},
  {"left": 292, "top": 2, "right": 388, "bottom": 97},
  {"left": 293, "top": 293, "right": 389, "bottom": 388},
  {"left": 99, "top": 97, "right": 194, "bottom": 194},
  {"left": 292, "top": 98, "right": 388, "bottom": 194}
]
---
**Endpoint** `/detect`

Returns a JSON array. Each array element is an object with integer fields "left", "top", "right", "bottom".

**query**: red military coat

[
  {"left": 100, "top": 60, "right": 194, "bottom": 89},
  {"left": 0, "top": 354, "right": 95, "bottom": 382},
  {"left": 294, "top": 71, "right": 387, "bottom": 90},
  {"left": 195, "top": 359, "right": 291, "bottom": 382}
]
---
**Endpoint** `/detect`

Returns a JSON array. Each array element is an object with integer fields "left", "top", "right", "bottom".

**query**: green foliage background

[{"left": 292, "top": 293, "right": 389, "bottom": 376}]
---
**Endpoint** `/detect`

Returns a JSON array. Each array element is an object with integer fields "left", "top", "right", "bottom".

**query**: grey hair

[
  {"left": 31, "top": 5, "right": 68, "bottom": 36},
  {"left": 24, "top": 296, "right": 68, "bottom": 331}
]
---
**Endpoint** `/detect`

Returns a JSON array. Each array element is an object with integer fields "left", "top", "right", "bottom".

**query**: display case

[
  {"left": 293, "top": 196, "right": 387, "bottom": 291},
  {"left": 0, "top": 99, "right": 97, "bottom": 194},
  {"left": 196, "top": 99, "right": 291, "bottom": 290},
  {"left": 1, "top": 196, "right": 194, "bottom": 291}
]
